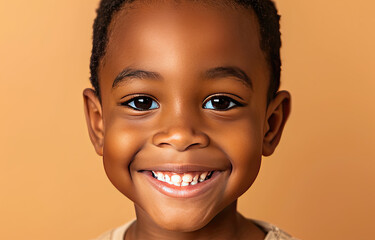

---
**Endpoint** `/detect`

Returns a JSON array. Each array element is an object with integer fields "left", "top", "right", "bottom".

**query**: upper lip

[
  {"left": 139, "top": 164, "right": 222, "bottom": 173},
  {"left": 131, "top": 149, "right": 232, "bottom": 173}
]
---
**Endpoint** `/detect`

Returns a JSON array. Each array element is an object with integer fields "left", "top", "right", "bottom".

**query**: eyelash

[
  {"left": 202, "top": 95, "right": 244, "bottom": 111},
  {"left": 121, "top": 94, "right": 244, "bottom": 111},
  {"left": 121, "top": 96, "right": 159, "bottom": 111}
]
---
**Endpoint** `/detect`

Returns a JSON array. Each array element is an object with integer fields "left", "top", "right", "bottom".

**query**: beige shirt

[{"left": 93, "top": 219, "right": 300, "bottom": 240}]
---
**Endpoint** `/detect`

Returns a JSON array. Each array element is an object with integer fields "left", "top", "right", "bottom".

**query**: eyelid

[
  {"left": 203, "top": 93, "right": 245, "bottom": 105},
  {"left": 120, "top": 93, "right": 157, "bottom": 100},
  {"left": 204, "top": 92, "right": 243, "bottom": 100},
  {"left": 120, "top": 93, "right": 159, "bottom": 102}
]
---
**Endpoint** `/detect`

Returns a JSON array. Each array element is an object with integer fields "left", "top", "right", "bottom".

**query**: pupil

[
  {"left": 212, "top": 97, "right": 230, "bottom": 109},
  {"left": 135, "top": 97, "right": 152, "bottom": 109}
]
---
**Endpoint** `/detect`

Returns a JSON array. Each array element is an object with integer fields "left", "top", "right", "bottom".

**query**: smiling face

[{"left": 84, "top": 0, "right": 290, "bottom": 233}]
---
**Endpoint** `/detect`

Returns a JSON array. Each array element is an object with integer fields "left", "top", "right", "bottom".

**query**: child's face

[{"left": 84, "top": 0, "right": 290, "bottom": 232}]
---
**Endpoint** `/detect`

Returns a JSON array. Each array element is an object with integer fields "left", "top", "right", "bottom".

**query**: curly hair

[{"left": 90, "top": 0, "right": 281, "bottom": 103}]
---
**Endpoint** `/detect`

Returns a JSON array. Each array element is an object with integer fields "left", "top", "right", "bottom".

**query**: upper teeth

[{"left": 151, "top": 171, "right": 213, "bottom": 186}]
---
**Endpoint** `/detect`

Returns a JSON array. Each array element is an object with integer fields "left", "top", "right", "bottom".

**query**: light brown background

[{"left": 0, "top": 0, "right": 374, "bottom": 239}]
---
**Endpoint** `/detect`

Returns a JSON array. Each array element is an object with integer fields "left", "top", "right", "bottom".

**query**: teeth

[
  {"left": 151, "top": 171, "right": 213, "bottom": 186},
  {"left": 165, "top": 174, "right": 171, "bottom": 182},
  {"left": 193, "top": 174, "right": 199, "bottom": 182},
  {"left": 199, "top": 172, "right": 208, "bottom": 182},
  {"left": 182, "top": 173, "right": 193, "bottom": 183},
  {"left": 171, "top": 174, "right": 181, "bottom": 184},
  {"left": 157, "top": 172, "right": 164, "bottom": 181}
]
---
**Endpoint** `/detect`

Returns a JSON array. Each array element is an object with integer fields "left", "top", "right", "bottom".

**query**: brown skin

[{"left": 83, "top": 1, "right": 290, "bottom": 239}]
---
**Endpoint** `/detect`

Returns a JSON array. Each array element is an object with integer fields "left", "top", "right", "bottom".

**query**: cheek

[
  {"left": 102, "top": 116, "right": 152, "bottom": 200},
  {"left": 217, "top": 117, "right": 263, "bottom": 200}
]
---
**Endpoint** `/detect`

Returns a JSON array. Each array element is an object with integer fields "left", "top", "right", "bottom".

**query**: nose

[{"left": 152, "top": 124, "right": 209, "bottom": 152}]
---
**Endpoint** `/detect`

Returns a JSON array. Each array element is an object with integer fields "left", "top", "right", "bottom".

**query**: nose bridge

[
  {"left": 152, "top": 100, "right": 209, "bottom": 151},
  {"left": 170, "top": 100, "right": 193, "bottom": 127},
  {"left": 163, "top": 93, "right": 199, "bottom": 128}
]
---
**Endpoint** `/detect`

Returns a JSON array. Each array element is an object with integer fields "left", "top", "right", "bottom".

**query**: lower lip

[{"left": 143, "top": 171, "right": 222, "bottom": 198}]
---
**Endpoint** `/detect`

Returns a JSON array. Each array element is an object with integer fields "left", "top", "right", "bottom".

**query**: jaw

[{"left": 133, "top": 200, "right": 241, "bottom": 239}]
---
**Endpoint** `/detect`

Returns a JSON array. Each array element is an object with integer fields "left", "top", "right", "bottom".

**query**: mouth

[
  {"left": 138, "top": 168, "right": 224, "bottom": 198},
  {"left": 151, "top": 170, "right": 214, "bottom": 186}
]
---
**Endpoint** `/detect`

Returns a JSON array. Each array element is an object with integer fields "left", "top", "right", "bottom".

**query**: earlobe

[
  {"left": 83, "top": 88, "right": 104, "bottom": 156},
  {"left": 262, "top": 91, "right": 291, "bottom": 156}
]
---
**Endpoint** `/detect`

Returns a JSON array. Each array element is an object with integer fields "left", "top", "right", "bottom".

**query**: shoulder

[
  {"left": 91, "top": 220, "right": 135, "bottom": 240},
  {"left": 91, "top": 229, "right": 112, "bottom": 240},
  {"left": 251, "top": 219, "right": 300, "bottom": 240}
]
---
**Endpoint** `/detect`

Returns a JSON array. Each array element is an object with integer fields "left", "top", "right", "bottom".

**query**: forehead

[{"left": 100, "top": 0, "right": 269, "bottom": 96}]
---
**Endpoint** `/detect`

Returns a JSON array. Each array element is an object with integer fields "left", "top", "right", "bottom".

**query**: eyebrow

[
  {"left": 204, "top": 66, "right": 253, "bottom": 90},
  {"left": 112, "top": 67, "right": 162, "bottom": 89},
  {"left": 112, "top": 66, "right": 253, "bottom": 89}
]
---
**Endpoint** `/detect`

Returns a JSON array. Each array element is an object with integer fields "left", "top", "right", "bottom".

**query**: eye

[
  {"left": 123, "top": 96, "right": 159, "bottom": 111},
  {"left": 203, "top": 95, "right": 242, "bottom": 111}
]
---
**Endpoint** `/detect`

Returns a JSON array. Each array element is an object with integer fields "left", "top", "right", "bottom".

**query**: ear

[
  {"left": 262, "top": 90, "right": 291, "bottom": 156},
  {"left": 83, "top": 88, "right": 104, "bottom": 156}
]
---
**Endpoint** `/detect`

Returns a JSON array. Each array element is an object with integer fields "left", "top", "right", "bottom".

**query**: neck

[{"left": 125, "top": 201, "right": 265, "bottom": 240}]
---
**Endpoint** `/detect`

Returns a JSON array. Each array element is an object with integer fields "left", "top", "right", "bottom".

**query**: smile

[
  {"left": 140, "top": 168, "right": 224, "bottom": 198},
  {"left": 151, "top": 171, "right": 214, "bottom": 186}
]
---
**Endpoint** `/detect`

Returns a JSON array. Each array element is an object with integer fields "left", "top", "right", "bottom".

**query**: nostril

[
  {"left": 186, "top": 142, "right": 203, "bottom": 150},
  {"left": 156, "top": 142, "right": 169, "bottom": 148}
]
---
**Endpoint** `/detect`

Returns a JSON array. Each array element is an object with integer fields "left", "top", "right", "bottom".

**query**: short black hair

[{"left": 90, "top": 0, "right": 281, "bottom": 102}]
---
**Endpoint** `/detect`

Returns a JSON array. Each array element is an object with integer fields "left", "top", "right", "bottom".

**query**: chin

[
  {"left": 152, "top": 209, "right": 213, "bottom": 232},
  {"left": 156, "top": 220, "right": 209, "bottom": 232}
]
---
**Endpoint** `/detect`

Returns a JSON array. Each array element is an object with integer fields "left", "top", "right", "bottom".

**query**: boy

[{"left": 83, "top": 0, "right": 297, "bottom": 239}]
